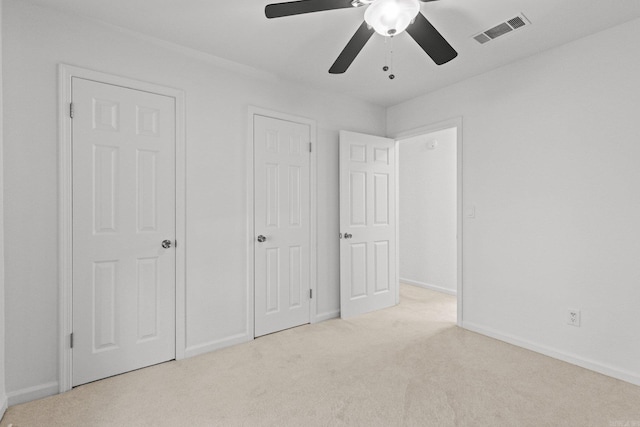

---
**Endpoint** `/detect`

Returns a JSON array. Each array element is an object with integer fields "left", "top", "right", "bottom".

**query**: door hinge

[
  {"left": 70, "top": 333, "right": 74, "bottom": 349},
  {"left": 309, "top": 142, "right": 312, "bottom": 153},
  {"left": 310, "top": 289, "right": 313, "bottom": 299},
  {"left": 70, "top": 102, "right": 74, "bottom": 119}
]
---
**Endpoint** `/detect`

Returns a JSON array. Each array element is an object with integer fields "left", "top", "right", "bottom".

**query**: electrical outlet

[{"left": 567, "top": 309, "right": 581, "bottom": 327}]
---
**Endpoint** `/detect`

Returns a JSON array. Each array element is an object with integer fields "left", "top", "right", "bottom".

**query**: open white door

[{"left": 339, "top": 130, "right": 397, "bottom": 319}]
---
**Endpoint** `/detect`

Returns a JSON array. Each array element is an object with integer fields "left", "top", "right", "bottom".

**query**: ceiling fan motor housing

[
  {"left": 265, "top": 0, "right": 458, "bottom": 74},
  {"left": 351, "top": 0, "right": 375, "bottom": 6},
  {"left": 364, "top": 0, "right": 421, "bottom": 36}
]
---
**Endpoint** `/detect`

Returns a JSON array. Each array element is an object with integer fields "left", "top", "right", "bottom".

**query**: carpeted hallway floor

[{"left": 2, "top": 284, "right": 639, "bottom": 426}]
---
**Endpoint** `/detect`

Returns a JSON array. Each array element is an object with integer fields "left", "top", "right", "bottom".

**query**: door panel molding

[
  {"left": 247, "top": 107, "right": 317, "bottom": 339},
  {"left": 58, "top": 64, "right": 186, "bottom": 393}
]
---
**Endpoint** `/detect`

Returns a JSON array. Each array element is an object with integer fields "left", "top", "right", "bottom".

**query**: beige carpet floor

[{"left": 2, "top": 284, "right": 639, "bottom": 426}]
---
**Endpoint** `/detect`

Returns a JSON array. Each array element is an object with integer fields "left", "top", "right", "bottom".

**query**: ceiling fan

[{"left": 265, "top": 0, "right": 458, "bottom": 74}]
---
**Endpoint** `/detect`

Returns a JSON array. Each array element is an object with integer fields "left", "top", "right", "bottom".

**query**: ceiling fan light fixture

[
  {"left": 364, "top": 0, "right": 420, "bottom": 36},
  {"left": 351, "top": 0, "right": 375, "bottom": 7}
]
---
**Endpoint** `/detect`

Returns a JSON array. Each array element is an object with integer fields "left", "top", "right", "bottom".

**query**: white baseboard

[
  {"left": 7, "top": 381, "right": 59, "bottom": 406},
  {"left": 184, "top": 332, "right": 251, "bottom": 359},
  {"left": 1, "top": 393, "right": 7, "bottom": 419},
  {"left": 185, "top": 311, "right": 341, "bottom": 358},
  {"left": 463, "top": 321, "right": 640, "bottom": 387},
  {"left": 313, "top": 310, "right": 340, "bottom": 323},
  {"left": 400, "top": 278, "right": 457, "bottom": 296}
]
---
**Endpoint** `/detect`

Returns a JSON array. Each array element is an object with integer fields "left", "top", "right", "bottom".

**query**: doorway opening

[{"left": 395, "top": 119, "right": 462, "bottom": 325}]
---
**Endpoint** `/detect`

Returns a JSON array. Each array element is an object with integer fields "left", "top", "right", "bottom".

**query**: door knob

[
  {"left": 161, "top": 240, "right": 172, "bottom": 249},
  {"left": 257, "top": 235, "right": 267, "bottom": 243},
  {"left": 344, "top": 233, "right": 353, "bottom": 239}
]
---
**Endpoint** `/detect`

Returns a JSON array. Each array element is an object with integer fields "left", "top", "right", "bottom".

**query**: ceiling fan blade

[
  {"left": 419, "top": 0, "right": 439, "bottom": 2},
  {"left": 329, "top": 21, "right": 375, "bottom": 74},
  {"left": 265, "top": 0, "right": 354, "bottom": 18},
  {"left": 406, "top": 12, "right": 457, "bottom": 65}
]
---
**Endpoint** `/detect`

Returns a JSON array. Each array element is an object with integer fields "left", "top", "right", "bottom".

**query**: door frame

[
  {"left": 391, "top": 117, "right": 464, "bottom": 326},
  {"left": 246, "top": 107, "right": 318, "bottom": 338},
  {"left": 58, "top": 64, "right": 186, "bottom": 393}
]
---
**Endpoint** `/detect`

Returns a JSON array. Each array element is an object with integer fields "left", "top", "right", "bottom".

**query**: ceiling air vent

[
  {"left": 473, "top": 33, "right": 491, "bottom": 44},
  {"left": 473, "top": 14, "right": 530, "bottom": 45}
]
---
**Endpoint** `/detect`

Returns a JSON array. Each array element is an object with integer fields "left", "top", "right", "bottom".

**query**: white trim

[
  {"left": 174, "top": 85, "right": 187, "bottom": 362},
  {"left": 394, "top": 141, "right": 400, "bottom": 305},
  {"left": 463, "top": 321, "right": 640, "bottom": 387},
  {"left": 309, "top": 119, "right": 319, "bottom": 324},
  {"left": 7, "top": 381, "right": 59, "bottom": 406},
  {"left": 58, "top": 64, "right": 187, "bottom": 393},
  {"left": 246, "top": 110, "right": 256, "bottom": 340},
  {"left": 314, "top": 310, "right": 340, "bottom": 323},
  {"left": 247, "top": 107, "right": 319, "bottom": 336},
  {"left": 400, "top": 278, "right": 457, "bottom": 296},
  {"left": 58, "top": 65, "right": 73, "bottom": 394},
  {"left": 0, "top": 394, "right": 7, "bottom": 419},
  {"left": 392, "top": 117, "right": 464, "bottom": 326},
  {"left": 184, "top": 333, "right": 251, "bottom": 359},
  {"left": 1, "top": 0, "right": 6, "bottom": 416}
]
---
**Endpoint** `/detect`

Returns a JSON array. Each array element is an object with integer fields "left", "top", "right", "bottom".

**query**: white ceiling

[{"left": 24, "top": 0, "right": 640, "bottom": 107}]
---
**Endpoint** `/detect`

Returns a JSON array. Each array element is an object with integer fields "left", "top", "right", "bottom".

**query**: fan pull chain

[{"left": 382, "top": 36, "right": 395, "bottom": 80}]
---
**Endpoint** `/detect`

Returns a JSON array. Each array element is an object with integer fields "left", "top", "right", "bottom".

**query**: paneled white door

[
  {"left": 72, "top": 78, "right": 176, "bottom": 386},
  {"left": 254, "top": 115, "right": 311, "bottom": 337},
  {"left": 339, "top": 131, "right": 397, "bottom": 319}
]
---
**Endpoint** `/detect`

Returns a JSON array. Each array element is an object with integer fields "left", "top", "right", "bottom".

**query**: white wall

[
  {"left": 388, "top": 18, "right": 640, "bottom": 385},
  {"left": 399, "top": 128, "right": 457, "bottom": 294},
  {"left": 2, "top": 0, "right": 386, "bottom": 403},
  {"left": 0, "top": 0, "right": 8, "bottom": 417}
]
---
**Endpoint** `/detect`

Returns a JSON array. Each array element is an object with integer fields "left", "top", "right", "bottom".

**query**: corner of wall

[
  {"left": 6, "top": 382, "right": 59, "bottom": 407},
  {"left": 0, "top": 397, "right": 7, "bottom": 422},
  {"left": 0, "top": 0, "right": 8, "bottom": 418}
]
